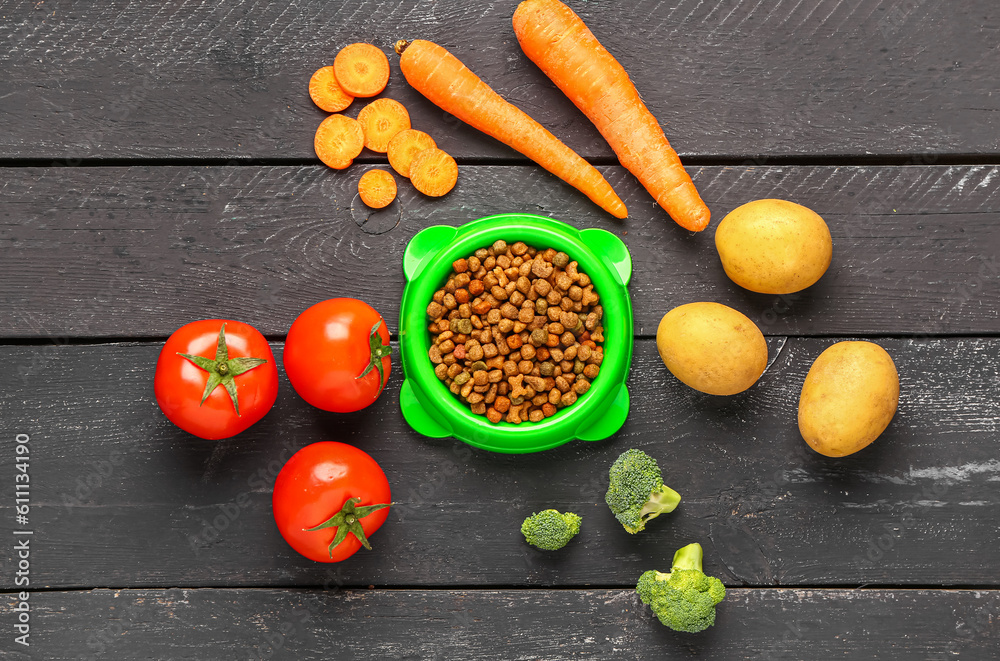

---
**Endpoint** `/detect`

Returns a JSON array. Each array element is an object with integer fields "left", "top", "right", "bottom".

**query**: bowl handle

[
  {"left": 579, "top": 228, "right": 632, "bottom": 286},
  {"left": 576, "top": 384, "right": 630, "bottom": 442},
  {"left": 400, "top": 379, "right": 452, "bottom": 438},
  {"left": 403, "top": 225, "right": 459, "bottom": 282}
]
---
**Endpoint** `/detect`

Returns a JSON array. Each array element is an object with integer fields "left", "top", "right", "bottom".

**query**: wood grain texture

[
  {"left": 2, "top": 587, "right": 996, "bottom": 660},
  {"left": 2, "top": 338, "right": 997, "bottom": 589},
  {"left": 1, "top": 164, "right": 998, "bottom": 339},
  {"left": 1, "top": 0, "right": 998, "bottom": 160}
]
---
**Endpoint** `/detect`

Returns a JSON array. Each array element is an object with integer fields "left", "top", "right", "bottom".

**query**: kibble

[{"left": 427, "top": 241, "right": 604, "bottom": 424}]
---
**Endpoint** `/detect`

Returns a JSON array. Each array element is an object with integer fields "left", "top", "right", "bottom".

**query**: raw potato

[
  {"left": 655, "top": 302, "right": 768, "bottom": 396},
  {"left": 715, "top": 198, "right": 832, "bottom": 294},
  {"left": 798, "top": 341, "right": 899, "bottom": 457}
]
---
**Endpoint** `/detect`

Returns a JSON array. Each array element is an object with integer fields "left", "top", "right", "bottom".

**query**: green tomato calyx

[
  {"left": 304, "top": 496, "right": 391, "bottom": 557},
  {"left": 177, "top": 323, "right": 268, "bottom": 416},
  {"left": 356, "top": 317, "right": 392, "bottom": 390}
]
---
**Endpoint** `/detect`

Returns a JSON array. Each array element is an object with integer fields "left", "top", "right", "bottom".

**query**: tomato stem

[
  {"left": 356, "top": 317, "right": 393, "bottom": 393},
  {"left": 177, "top": 323, "right": 268, "bottom": 417},
  {"left": 304, "top": 496, "right": 391, "bottom": 557}
]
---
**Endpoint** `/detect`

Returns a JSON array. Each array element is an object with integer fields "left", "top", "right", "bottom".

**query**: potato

[
  {"left": 656, "top": 302, "right": 768, "bottom": 395},
  {"left": 715, "top": 198, "right": 832, "bottom": 294},
  {"left": 798, "top": 341, "right": 899, "bottom": 457}
]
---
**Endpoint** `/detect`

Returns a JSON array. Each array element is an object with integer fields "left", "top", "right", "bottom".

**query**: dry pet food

[{"left": 426, "top": 240, "right": 605, "bottom": 424}]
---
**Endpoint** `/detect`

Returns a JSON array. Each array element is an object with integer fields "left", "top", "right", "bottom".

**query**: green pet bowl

[{"left": 398, "top": 213, "right": 633, "bottom": 453}]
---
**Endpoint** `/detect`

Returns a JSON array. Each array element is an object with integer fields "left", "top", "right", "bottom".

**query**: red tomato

[
  {"left": 283, "top": 298, "right": 392, "bottom": 412},
  {"left": 272, "top": 442, "right": 391, "bottom": 562},
  {"left": 154, "top": 319, "right": 279, "bottom": 440}
]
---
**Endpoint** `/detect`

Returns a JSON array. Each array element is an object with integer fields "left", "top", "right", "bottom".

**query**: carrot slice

[
  {"left": 409, "top": 148, "right": 457, "bottom": 197},
  {"left": 314, "top": 114, "right": 364, "bottom": 169},
  {"left": 358, "top": 169, "right": 398, "bottom": 209},
  {"left": 357, "top": 98, "right": 411, "bottom": 153},
  {"left": 387, "top": 129, "right": 437, "bottom": 178},
  {"left": 334, "top": 43, "right": 390, "bottom": 98},
  {"left": 308, "top": 66, "right": 354, "bottom": 112}
]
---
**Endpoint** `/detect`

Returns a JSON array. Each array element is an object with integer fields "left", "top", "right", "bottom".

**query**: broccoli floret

[
  {"left": 605, "top": 449, "right": 681, "bottom": 533},
  {"left": 520, "top": 509, "right": 582, "bottom": 550},
  {"left": 636, "top": 542, "right": 726, "bottom": 633}
]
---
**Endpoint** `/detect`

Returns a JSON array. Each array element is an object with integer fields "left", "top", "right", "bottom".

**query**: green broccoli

[
  {"left": 604, "top": 448, "right": 681, "bottom": 533},
  {"left": 520, "top": 509, "right": 581, "bottom": 550},
  {"left": 636, "top": 542, "right": 726, "bottom": 633}
]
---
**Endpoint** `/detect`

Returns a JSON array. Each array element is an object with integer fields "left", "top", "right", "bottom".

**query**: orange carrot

[
  {"left": 357, "top": 98, "right": 411, "bottom": 153},
  {"left": 387, "top": 129, "right": 437, "bottom": 178},
  {"left": 409, "top": 148, "right": 458, "bottom": 197},
  {"left": 513, "top": 0, "right": 710, "bottom": 231},
  {"left": 358, "top": 169, "right": 398, "bottom": 208},
  {"left": 394, "top": 39, "right": 626, "bottom": 218},
  {"left": 308, "top": 66, "right": 354, "bottom": 112},
  {"left": 334, "top": 43, "right": 390, "bottom": 98},
  {"left": 314, "top": 114, "right": 364, "bottom": 170}
]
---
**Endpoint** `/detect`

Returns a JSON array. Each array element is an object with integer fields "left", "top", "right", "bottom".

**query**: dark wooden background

[{"left": 1, "top": 0, "right": 998, "bottom": 659}]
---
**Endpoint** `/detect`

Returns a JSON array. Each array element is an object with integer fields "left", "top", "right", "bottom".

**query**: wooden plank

[
  {"left": 1, "top": 164, "right": 998, "bottom": 339},
  {"left": 3, "top": 337, "right": 997, "bottom": 589},
  {"left": 2, "top": 0, "right": 999, "bottom": 161},
  {"left": 4, "top": 587, "right": 997, "bottom": 659}
]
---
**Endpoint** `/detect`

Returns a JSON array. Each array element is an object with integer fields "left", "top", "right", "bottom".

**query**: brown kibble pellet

[
  {"left": 469, "top": 280, "right": 485, "bottom": 296},
  {"left": 434, "top": 364, "right": 449, "bottom": 380},
  {"left": 531, "top": 259, "right": 553, "bottom": 278},
  {"left": 427, "top": 301, "right": 445, "bottom": 319},
  {"left": 548, "top": 388, "right": 561, "bottom": 405},
  {"left": 429, "top": 345, "right": 443, "bottom": 364},
  {"left": 517, "top": 307, "right": 534, "bottom": 324},
  {"left": 491, "top": 239, "right": 507, "bottom": 254},
  {"left": 473, "top": 370, "right": 488, "bottom": 386},
  {"left": 583, "top": 364, "right": 600, "bottom": 379},
  {"left": 560, "top": 331, "right": 575, "bottom": 347},
  {"left": 520, "top": 344, "right": 536, "bottom": 361},
  {"left": 500, "top": 302, "right": 519, "bottom": 320},
  {"left": 528, "top": 409, "right": 544, "bottom": 423},
  {"left": 511, "top": 241, "right": 528, "bottom": 256},
  {"left": 438, "top": 339, "right": 455, "bottom": 354},
  {"left": 452, "top": 258, "right": 468, "bottom": 273},
  {"left": 533, "top": 279, "right": 551, "bottom": 297},
  {"left": 552, "top": 252, "right": 569, "bottom": 268},
  {"left": 471, "top": 402, "right": 487, "bottom": 415},
  {"left": 542, "top": 403, "right": 557, "bottom": 417},
  {"left": 488, "top": 369, "right": 504, "bottom": 383},
  {"left": 454, "top": 288, "right": 469, "bottom": 304},
  {"left": 494, "top": 396, "right": 511, "bottom": 413},
  {"left": 506, "top": 333, "right": 523, "bottom": 350},
  {"left": 574, "top": 379, "right": 590, "bottom": 395},
  {"left": 453, "top": 344, "right": 467, "bottom": 360},
  {"left": 560, "top": 391, "right": 577, "bottom": 407},
  {"left": 486, "top": 407, "right": 502, "bottom": 423},
  {"left": 539, "top": 361, "right": 555, "bottom": 377}
]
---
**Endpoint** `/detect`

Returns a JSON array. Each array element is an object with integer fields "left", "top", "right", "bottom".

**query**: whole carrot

[
  {"left": 394, "top": 39, "right": 627, "bottom": 219},
  {"left": 513, "top": 0, "right": 710, "bottom": 231}
]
